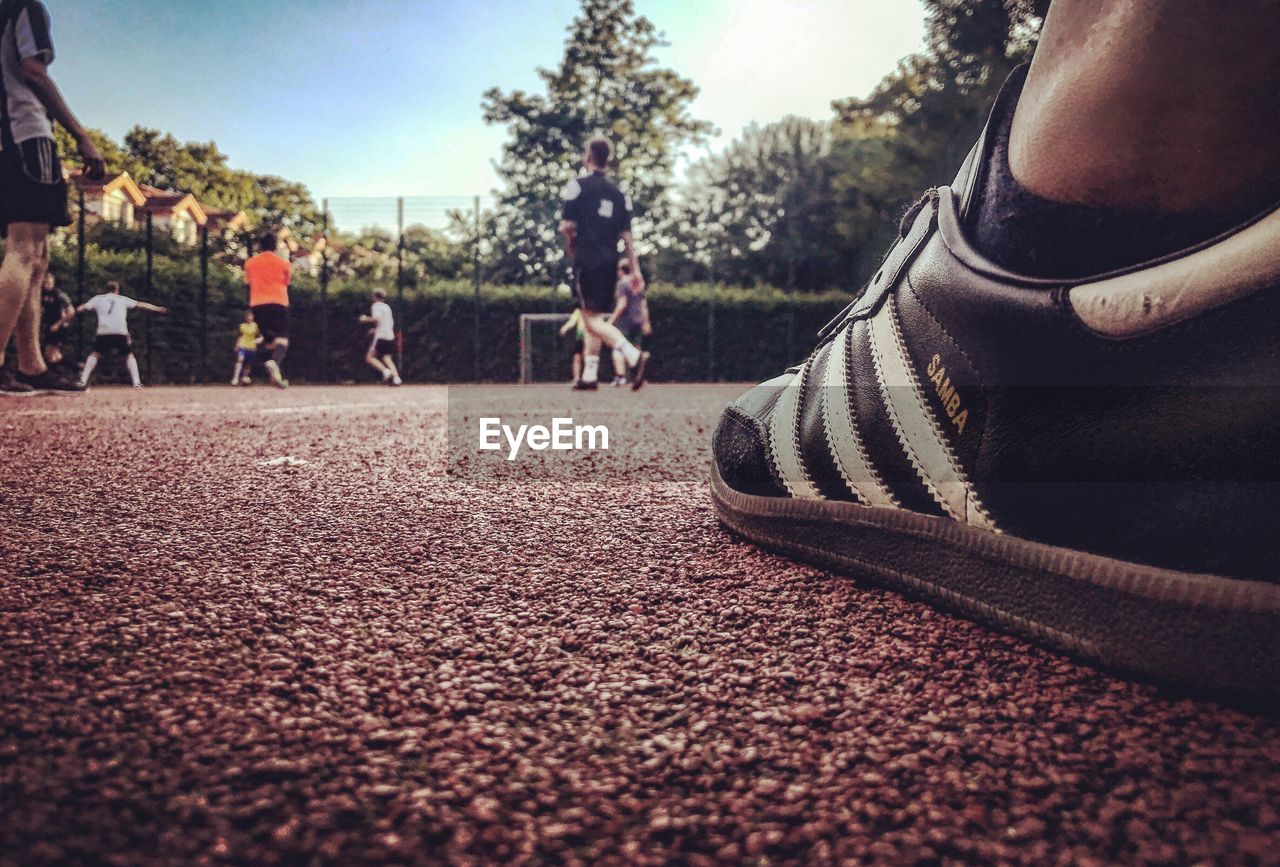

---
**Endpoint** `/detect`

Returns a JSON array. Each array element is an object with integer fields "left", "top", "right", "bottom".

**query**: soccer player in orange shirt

[{"left": 244, "top": 232, "right": 292, "bottom": 388}]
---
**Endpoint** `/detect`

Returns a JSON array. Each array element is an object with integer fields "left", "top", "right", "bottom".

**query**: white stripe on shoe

[
  {"left": 768, "top": 359, "right": 822, "bottom": 500},
  {"left": 821, "top": 324, "right": 899, "bottom": 508},
  {"left": 867, "top": 298, "right": 998, "bottom": 531}
]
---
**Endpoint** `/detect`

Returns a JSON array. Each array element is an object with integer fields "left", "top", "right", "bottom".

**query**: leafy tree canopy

[{"left": 481, "top": 0, "right": 712, "bottom": 283}]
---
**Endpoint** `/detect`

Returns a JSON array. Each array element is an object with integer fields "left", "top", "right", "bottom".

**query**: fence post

[
  {"left": 473, "top": 195, "right": 481, "bottom": 382},
  {"left": 396, "top": 196, "right": 405, "bottom": 372},
  {"left": 707, "top": 263, "right": 716, "bottom": 382},
  {"left": 199, "top": 226, "right": 209, "bottom": 382},
  {"left": 145, "top": 212, "right": 153, "bottom": 382},
  {"left": 76, "top": 186, "right": 86, "bottom": 360},
  {"left": 396, "top": 197, "right": 405, "bottom": 300},
  {"left": 785, "top": 293, "right": 796, "bottom": 364},
  {"left": 320, "top": 200, "right": 330, "bottom": 384}
]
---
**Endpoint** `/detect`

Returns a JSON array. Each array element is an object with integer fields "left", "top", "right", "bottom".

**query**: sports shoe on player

[
  {"left": 16, "top": 368, "right": 86, "bottom": 393},
  {"left": 572, "top": 379, "right": 598, "bottom": 391},
  {"left": 0, "top": 368, "right": 36, "bottom": 395},
  {"left": 264, "top": 360, "right": 288, "bottom": 389},
  {"left": 630, "top": 351, "right": 651, "bottom": 391},
  {"left": 710, "top": 114, "right": 1280, "bottom": 699},
  {"left": 390, "top": 375, "right": 402, "bottom": 387}
]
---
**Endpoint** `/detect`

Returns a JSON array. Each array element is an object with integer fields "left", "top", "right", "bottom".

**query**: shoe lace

[{"left": 815, "top": 188, "right": 938, "bottom": 346}]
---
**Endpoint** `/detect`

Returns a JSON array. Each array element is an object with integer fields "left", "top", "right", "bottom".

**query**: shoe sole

[
  {"left": 2, "top": 388, "right": 81, "bottom": 396},
  {"left": 711, "top": 463, "right": 1280, "bottom": 701}
]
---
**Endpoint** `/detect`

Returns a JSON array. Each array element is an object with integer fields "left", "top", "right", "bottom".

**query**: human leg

[
  {"left": 366, "top": 350, "right": 390, "bottom": 379},
  {"left": 381, "top": 355, "right": 402, "bottom": 385},
  {"left": 0, "top": 223, "right": 50, "bottom": 375},
  {"left": 1010, "top": 0, "right": 1280, "bottom": 214},
  {"left": 80, "top": 352, "right": 101, "bottom": 385},
  {"left": 578, "top": 323, "right": 603, "bottom": 387}
]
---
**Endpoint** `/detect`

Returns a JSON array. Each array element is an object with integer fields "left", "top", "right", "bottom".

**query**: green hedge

[{"left": 40, "top": 244, "right": 853, "bottom": 384}]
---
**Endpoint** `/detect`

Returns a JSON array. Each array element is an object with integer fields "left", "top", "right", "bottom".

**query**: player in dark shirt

[
  {"left": 38, "top": 272, "right": 74, "bottom": 365},
  {"left": 559, "top": 137, "right": 650, "bottom": 390}
]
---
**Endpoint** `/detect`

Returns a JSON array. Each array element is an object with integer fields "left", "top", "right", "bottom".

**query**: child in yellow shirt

[{"left": 231, "top": 310, "right": 260, "bottom": 386}]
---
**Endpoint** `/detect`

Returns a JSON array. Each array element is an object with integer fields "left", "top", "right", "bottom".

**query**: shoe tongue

[{"left": 952, "top": 64, "right": 1030, "bottom": 222}]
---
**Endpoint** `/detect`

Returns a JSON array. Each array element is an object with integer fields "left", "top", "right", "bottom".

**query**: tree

[
  {"left": 250, "top": 175, "right": 321, "bottom": 237},
  {"left": 828, "top": 0, "right": 1048, "bottom": 282},
  {"left": 114, "top": 126, "right": 321, "bottom": 235},
  {"left": 481, "top": 0, "right": 712, "bottom": 283},
  {"left": 667, "top": 117, "right": 845, "bottom": 290},
  {"left": 53, "top": 125, "right": 136, "bottom": 178}
]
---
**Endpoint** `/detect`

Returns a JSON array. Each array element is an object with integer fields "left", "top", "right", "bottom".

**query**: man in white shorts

[
  {"left": 358, "top": 290, "right": 401, "bottom": 386},
  {"left": 77, "top": 281, "right": 167, "bottom": 388}
]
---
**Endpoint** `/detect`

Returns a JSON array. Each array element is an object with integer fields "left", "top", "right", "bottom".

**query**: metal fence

[
  {"left": 45, "top": 190, "right": 499, "bottom": 384},
  {"left": 34, "top": 190, "right": 845, "bottom": 385}
]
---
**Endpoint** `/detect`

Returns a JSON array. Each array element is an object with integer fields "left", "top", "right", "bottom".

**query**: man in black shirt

[
  {"left": 559, "top": 137, "right": 650, "bottom": 390},
  {"left": 38, "top": 272, "right": 73, "bottom": 365}
]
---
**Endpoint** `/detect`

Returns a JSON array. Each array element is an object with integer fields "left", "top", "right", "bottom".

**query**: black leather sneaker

[
  {"left": 17, "top": 368, "right": 86, "bottom": 393},
  {"left": 711, "top": 106, "right": 1280, "bottom": 699},
  {"left": 0, "top": 368, "right": 36, "bottom": 395}
]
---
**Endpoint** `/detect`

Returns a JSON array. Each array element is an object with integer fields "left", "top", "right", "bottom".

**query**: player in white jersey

[
  {"left": 77, "top": 281, "right": 167, "bottom": 388},
  {"left": 357, "top": 290, "right": 401, "bottom": 386}
]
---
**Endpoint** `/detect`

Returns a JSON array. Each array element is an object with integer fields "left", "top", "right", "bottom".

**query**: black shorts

[
  {"left": 0, "top": 139, "right": 71, "bottom": 238},
  {"left": 92, "top": 334, "right": 132, "bottom": 355},
  {"left": 251, "top": 304, "right": 290, "bottom": 342},
  {"left": 370, "top": 337, "right": 396, "bottom": 357},
  {"left": 574, "top": 262, "right": 616, "bottom": 314}
]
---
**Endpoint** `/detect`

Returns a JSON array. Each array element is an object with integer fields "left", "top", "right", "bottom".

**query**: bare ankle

[{"left": 1010, "top": 0, "right": 1280, "bottom": 215}]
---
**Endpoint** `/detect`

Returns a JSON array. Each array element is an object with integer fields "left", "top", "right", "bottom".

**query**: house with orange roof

[
  {"left": 137, "top": 185, "right": 209, "bottom": 245},
  {"left": 71, "top": 170, "right": 147, "bottom": 228},
  {"left": 203, "top": 206, "right": 250, "bottom": 238}
]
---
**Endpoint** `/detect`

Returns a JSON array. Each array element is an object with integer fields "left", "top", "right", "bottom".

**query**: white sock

[
  {"left": 126, "top": 356, "right": 141, "bottom": 387},
  {"left": 616, "top": 339, "right": 641, "bottom": 367},
  {"left": 232, "top": 361, "right": 243, "bottom": 382},
  {"left": 80, "top": 355, "right": 98, "bottom": 385},
  {"left": 582, "top": 355, "right": 600, "bottom": 383}
]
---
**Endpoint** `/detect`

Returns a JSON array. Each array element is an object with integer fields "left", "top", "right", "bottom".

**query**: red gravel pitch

[{"left": 2, "top": 385, "right": 1278, "bottom": 866}]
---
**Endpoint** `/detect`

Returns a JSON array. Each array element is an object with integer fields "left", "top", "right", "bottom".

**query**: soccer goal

[{"left": 518, "top": 313, "right": 572, "bottom": 384}]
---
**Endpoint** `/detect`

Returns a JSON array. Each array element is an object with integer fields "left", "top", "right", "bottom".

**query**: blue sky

[{"left": 50, "top": 0, "right": 926, "bottom": 202}]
